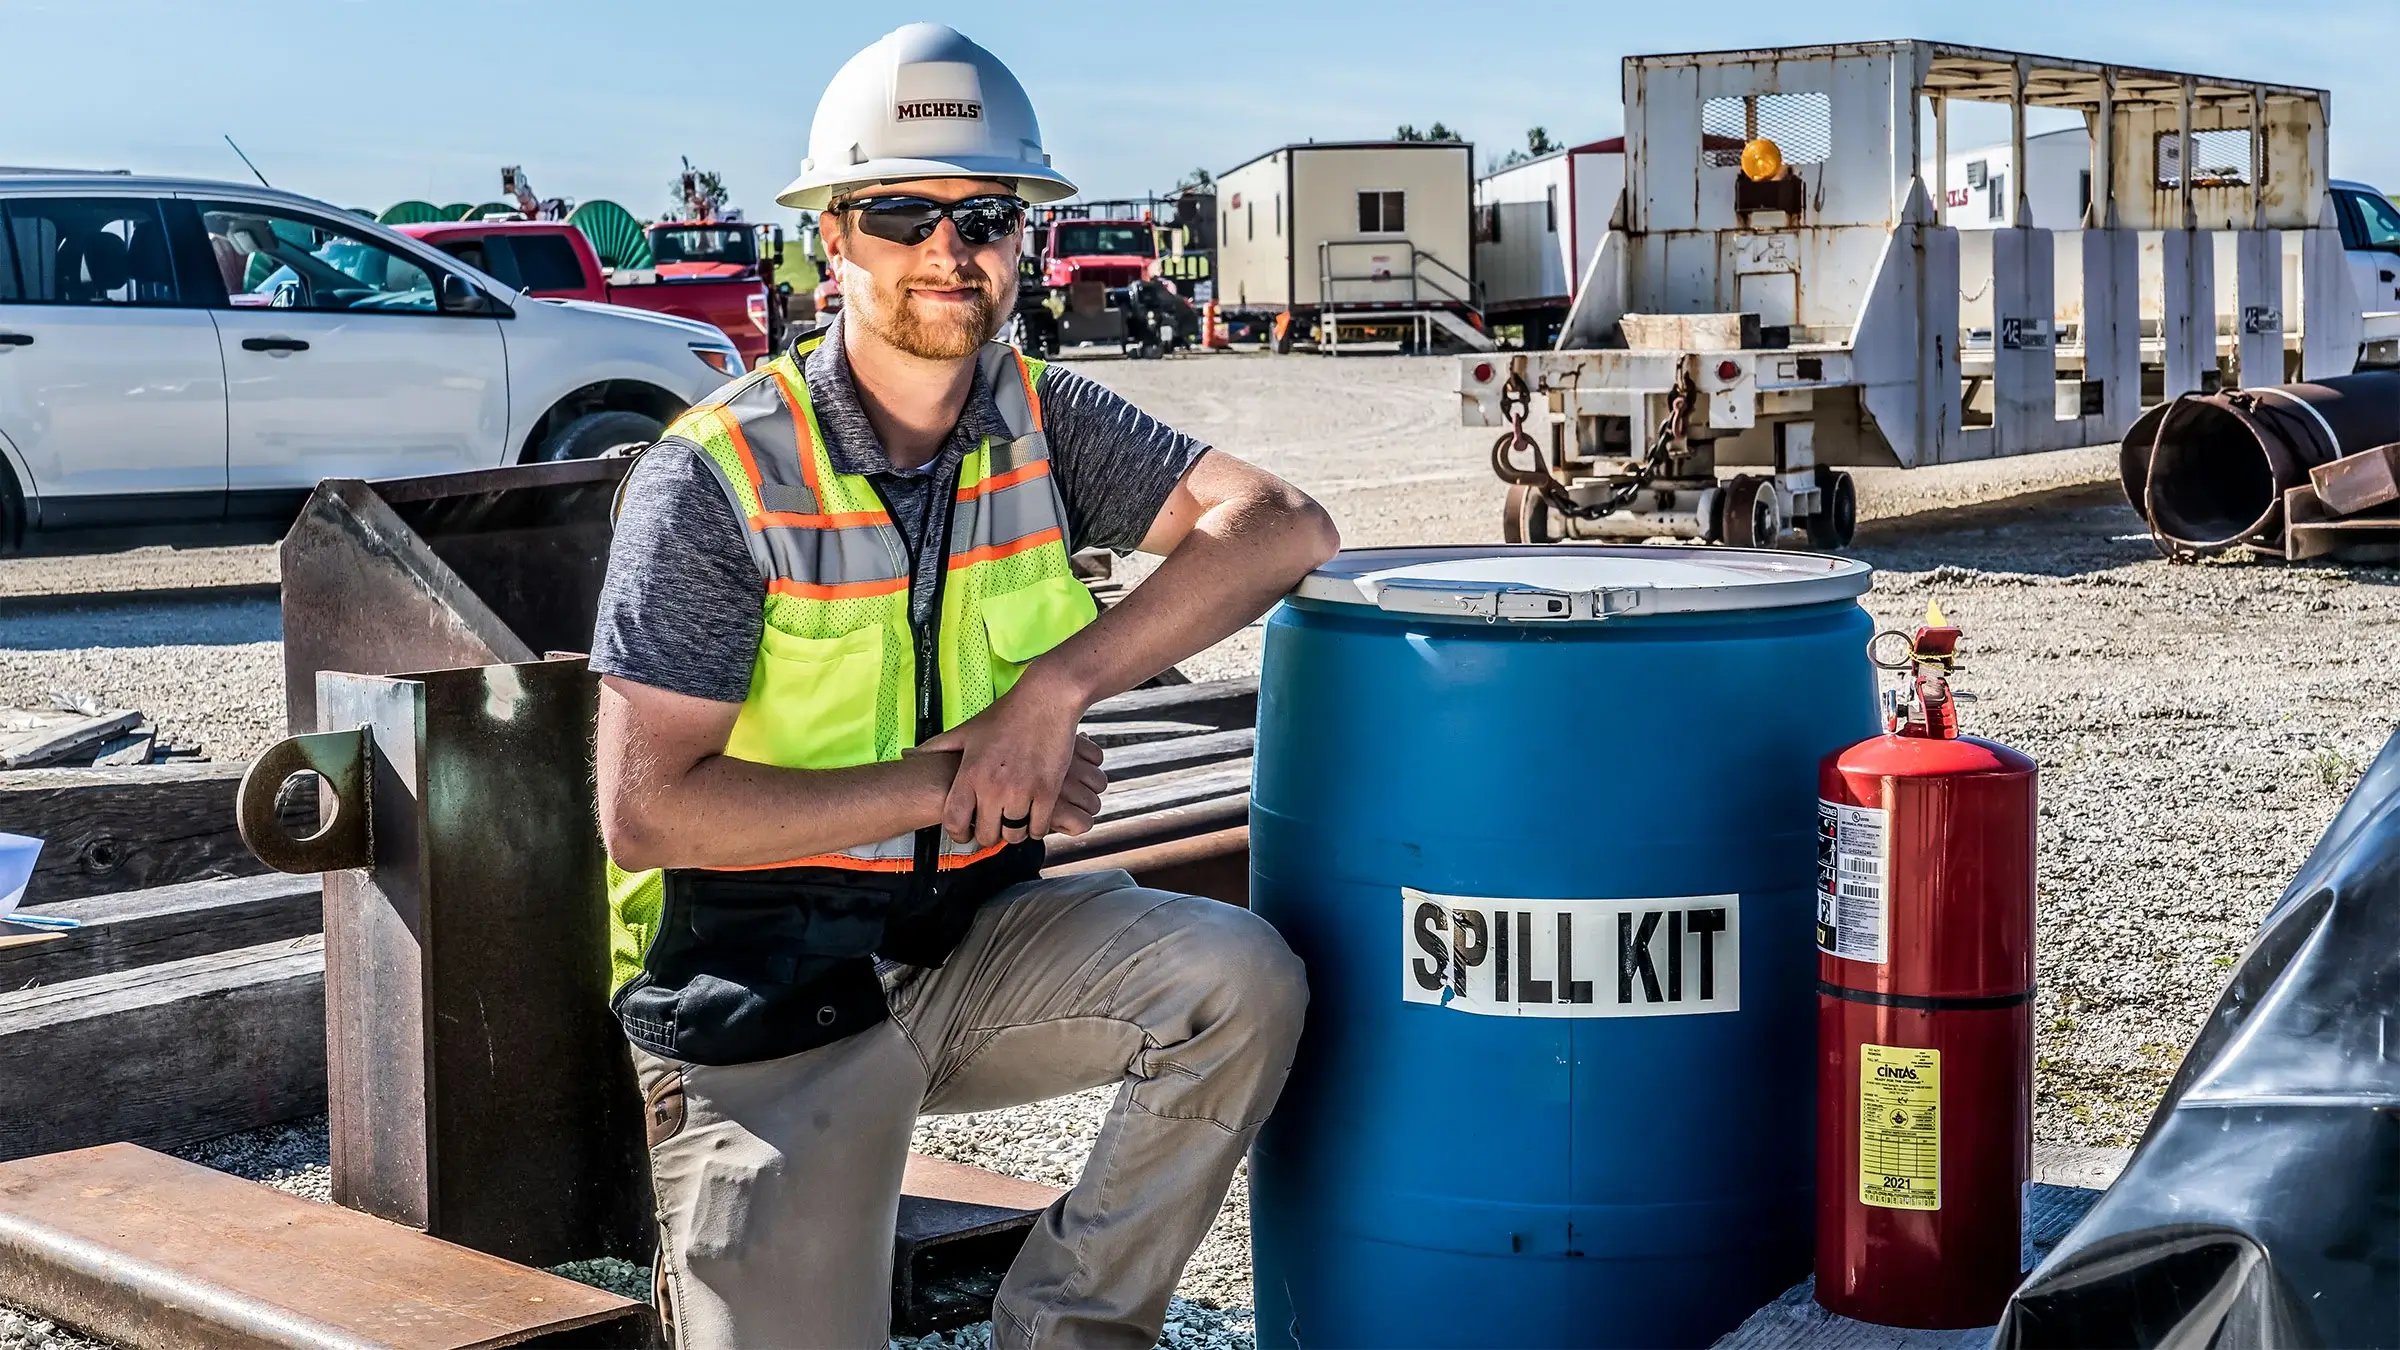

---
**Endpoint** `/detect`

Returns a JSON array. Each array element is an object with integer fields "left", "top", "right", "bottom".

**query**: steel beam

[
  {"left": 0, "top": 1143, "right": 647, "bottom": 1350},
  {"left": 242, "top": 657, "right": 653, "bottom": 1269}
]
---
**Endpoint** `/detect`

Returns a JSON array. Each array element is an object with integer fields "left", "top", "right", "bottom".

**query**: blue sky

[{"left": 7, "top": 0, "right": 2392, "bottom": 220}]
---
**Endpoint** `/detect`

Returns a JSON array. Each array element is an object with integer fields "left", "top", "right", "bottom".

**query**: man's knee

[{"left": 1161, "top": 895, "right": 1309, "bottom": 1040}]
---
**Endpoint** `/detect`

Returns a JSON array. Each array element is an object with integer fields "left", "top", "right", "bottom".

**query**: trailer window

[
  {"left": 1358, "top": 190, "right": 1405, "bottom": 233},
  {"left": 2155, "top": 130, "right": 2253, "bottom": 188},
  {"left": 1701, "top": 93, "right": 1832, "bottom": 167},
  {"left": 1545, "top": 186, "right": 1557, "bottom": 233}
]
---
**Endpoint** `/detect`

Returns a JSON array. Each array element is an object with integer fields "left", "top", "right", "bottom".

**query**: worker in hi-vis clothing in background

[{"left": 589, "top": 22, "right": 1339, "bottom": 1350}]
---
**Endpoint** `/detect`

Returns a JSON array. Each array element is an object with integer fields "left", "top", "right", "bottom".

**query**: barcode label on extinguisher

[{"left": 1816, "top": 800, "right": 1888, "bottom": 963}]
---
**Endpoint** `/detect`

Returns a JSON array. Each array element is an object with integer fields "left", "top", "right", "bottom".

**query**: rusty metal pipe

[
  {"left": 2121, "top": 371, "right": 2400, "bottom": 551},
  {"left": 1040, "top": 793, "right": 1246, "bottom": 865},
  {"left": 1047, "top": 826, "right": 1250, "bottom": 907}
]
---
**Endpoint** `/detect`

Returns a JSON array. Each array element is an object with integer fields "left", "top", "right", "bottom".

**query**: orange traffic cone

[{"left": 1203, "top": 301, "right": 1230, "bottom": 349}]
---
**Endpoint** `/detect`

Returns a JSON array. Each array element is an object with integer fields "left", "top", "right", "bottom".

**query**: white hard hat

[{"left": 777, "top": 24, "right": 1076, "bottom": 210}]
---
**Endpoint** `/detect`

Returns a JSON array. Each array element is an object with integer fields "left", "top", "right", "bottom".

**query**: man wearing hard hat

[{"left": 588, "top": 22, "right": 1338, "bottom": 1349}]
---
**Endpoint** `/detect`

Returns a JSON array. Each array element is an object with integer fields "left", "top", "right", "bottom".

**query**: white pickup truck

[{"left": 0, "top": 172, "right": 741, "bottom": 554}]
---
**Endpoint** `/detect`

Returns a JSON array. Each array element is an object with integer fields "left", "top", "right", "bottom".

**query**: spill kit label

[
  {"left": 1816, "top": 800, "right": 1889, "bottom": 963},
  {"left": 1858, "top": 1044, "right": 1941, "bottom": 1210},
  {"left": 1401, "top": 889, "right": 1739, "bottom": 1018}
]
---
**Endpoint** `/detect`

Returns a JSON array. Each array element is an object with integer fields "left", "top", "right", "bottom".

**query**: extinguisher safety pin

[{"left": 1867, "top": 629, "right": 1918, "bottom": 671}]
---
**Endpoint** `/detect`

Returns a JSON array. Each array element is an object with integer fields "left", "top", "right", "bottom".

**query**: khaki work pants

[{"left": 632, "top": 870, "right": 1309, "bottom": 1350}]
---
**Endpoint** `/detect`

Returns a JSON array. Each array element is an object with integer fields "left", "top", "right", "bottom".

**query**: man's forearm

[
  {"left": 599, "top": 687, "right": 958, "bottom": 871},
  {"left": 1032, "top": 483, "right": 1338, "bottom": 709}
]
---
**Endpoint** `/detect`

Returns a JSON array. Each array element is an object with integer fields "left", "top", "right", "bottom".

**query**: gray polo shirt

[{"left": 590, "top": 319, "right": 1207, "bottom": 704}]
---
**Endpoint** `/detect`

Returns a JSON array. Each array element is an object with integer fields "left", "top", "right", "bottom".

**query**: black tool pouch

[{"left": 613, "top": 868, "right": 904, "bottom": 1066}]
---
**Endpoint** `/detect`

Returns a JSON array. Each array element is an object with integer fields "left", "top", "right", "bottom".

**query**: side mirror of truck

[{"left": 437, "top": 273, "right": 484, "bottom": 314}]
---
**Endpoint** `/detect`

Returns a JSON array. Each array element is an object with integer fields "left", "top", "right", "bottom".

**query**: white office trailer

[
  {"left": 1459, "top": 40, "right": 2400, "bottom": 547},
  {"left": 1215, "top": 141, "right": 1492, "bottom": 353},
  {"left": 1473, "top": 141, "right": 1628, "bottom": 349}
]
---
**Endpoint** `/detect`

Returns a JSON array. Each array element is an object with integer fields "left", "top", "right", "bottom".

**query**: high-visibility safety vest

[{"left": 605, "top": 336, "right": 1096, "bottom": 1066}]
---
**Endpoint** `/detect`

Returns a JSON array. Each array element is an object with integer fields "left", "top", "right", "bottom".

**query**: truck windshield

[
  {"left": 650, "top": 227, "right": 756, "bottom": 267},
  {"left": 1052, "top": 224, "right": 1154, "bottom": 257}
]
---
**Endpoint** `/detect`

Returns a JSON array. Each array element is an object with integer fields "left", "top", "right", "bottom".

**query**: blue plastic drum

[{"left": 1249, "top": 545, "right": 1878, "bottom": 1350}]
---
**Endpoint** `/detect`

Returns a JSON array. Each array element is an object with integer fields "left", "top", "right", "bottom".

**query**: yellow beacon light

[{"left": 1741, "top": 137, "right": 1785, "bottom": 182}]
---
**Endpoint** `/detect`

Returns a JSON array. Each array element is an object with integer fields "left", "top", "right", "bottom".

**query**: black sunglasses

[{"left": 839, "top": 194, "right": 1027, "bottom": 247}]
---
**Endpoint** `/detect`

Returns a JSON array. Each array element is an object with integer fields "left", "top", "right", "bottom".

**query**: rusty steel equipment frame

[
  {"left": 241, "top": 657, "right": 654, "bottom": 1270},
  {"left": 1459, "top": 40, "right": 2376, "bottom": 547},
  {"left": 280, "top": 458, "right": 628, "bottom": 735}
]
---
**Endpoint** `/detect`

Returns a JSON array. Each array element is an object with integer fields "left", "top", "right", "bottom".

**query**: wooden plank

[
  {"left": 0, "top": 762, "right": 314, "bottom": 904},
  {"left": 1083, "top": 677, "right": 1256, "bottom": 730},
  {"left": 2310, "top": 443, "right": 2400, "bottom": 516},
  {"left": 1094, "top": 762, "right": 1253, "bottom": 823},
  {"left": 1103, "top": 728, "right": 1255, "bottom": 781},
  {"left": 0, "top": 936, "right": 326, "bottom": 1162},
  {"left": 0, "top": 1143, "right": 648, "bottom": 1350},
  {"left": 0, "top": 710, "right": 142, "bottom": 769},
  {"left": 0, "top": 873, "right": 322, "bottom": 989},
  {"left": 1075, "top": 719, "right": 1218, "bottom": 749}
]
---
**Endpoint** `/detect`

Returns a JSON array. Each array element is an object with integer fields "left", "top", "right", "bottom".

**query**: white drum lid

[{"left": 1293, "top": 545, "right": 1872, "bottom": 622}]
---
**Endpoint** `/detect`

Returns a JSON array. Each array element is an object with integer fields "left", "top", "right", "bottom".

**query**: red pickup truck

[{"left": 398, "top": 220, "right": 775, "bottom": 364}]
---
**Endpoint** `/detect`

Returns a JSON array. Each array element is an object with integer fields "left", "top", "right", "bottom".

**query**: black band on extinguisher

[{"left": 1817, "top": 979, "right": 2034, "bottom": 1011}]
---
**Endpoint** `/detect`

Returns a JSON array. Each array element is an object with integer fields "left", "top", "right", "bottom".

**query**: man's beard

[{"left": 841, "top": 255, "right": 1010, "bottom": 360}]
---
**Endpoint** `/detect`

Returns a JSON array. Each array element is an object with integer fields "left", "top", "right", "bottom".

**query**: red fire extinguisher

[{"left": 1814, "top": 602, "right": 2036, "bottom": 1328}]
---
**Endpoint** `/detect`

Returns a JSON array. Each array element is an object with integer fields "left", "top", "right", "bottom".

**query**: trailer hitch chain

[{"left": 1489, "top": 366, "right": 1698, "bottom": 522}]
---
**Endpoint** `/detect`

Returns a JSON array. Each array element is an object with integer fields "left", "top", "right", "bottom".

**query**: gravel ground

[{"left": 3, "top": 350, "right": 2380, "bottom": 1349}]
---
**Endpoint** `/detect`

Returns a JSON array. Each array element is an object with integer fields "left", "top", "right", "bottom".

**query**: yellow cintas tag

[{"left": 1859, "top": 1044, "right": 1941, "bottom": 1210}]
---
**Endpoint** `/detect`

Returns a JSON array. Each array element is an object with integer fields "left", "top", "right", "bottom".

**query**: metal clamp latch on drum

[{"left": 1371, "top": 579, "right": 1644, "bottom": 622}]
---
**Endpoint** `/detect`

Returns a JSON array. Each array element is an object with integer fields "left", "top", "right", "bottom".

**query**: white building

[
  {"left": 1214, "top": 141, "right": 1477, "bottom": 324},
  {"left": 1473, "top": 139, "right": 1625, "bottom": 345},
  {"left": 1942, "top": 127, "right": 2092, "bottom": 229}
]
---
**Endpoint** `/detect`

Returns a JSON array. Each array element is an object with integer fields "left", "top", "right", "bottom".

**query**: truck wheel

[
  {"left": 1807, "top": 468, "right": 1858, "bottom": 550},
  {"left": 537, "top": 410, "right": 664, "bottom": 462},
  {"left": 1723, "top": 475, "right": 1778, "bottom": 548},
  {"left": 0, "top": 457, "right": 23, "bottom": 555},
  {"left": 1502, "top": 483, "right": 1560, "bottom": 545}
]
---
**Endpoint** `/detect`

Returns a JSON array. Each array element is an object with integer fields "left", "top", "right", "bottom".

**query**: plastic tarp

[{"left": 1994, "top": 729, "right": 2400, "bottom": 1349}]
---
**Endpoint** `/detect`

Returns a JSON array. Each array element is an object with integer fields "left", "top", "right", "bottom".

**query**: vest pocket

[
  {"left": 729, "top": 623, "right": 884, "bottom": 768},
  {"left": 980, "top": 575, "right": 1100, "bottom": 699}
]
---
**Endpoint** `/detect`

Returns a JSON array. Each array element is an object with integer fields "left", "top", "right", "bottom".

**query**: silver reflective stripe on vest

[
  {"left": 982, "top": 343, "right": 1039, "bottom": 439},
  {"left": 953, "top": 460, "right": 1069, "bottom": 557},
  {"left": 761, "top": 523, "right": 908, "bottom": 588}
]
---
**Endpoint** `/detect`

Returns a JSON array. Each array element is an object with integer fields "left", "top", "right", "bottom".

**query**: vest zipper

[{"left": 866, "top": 471, "right": 962, "bottom": 907}]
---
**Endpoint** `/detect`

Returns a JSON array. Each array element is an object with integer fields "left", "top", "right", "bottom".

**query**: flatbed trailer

[{"left": 1460, "top": 40, "right": 2389, "bottom": 546}]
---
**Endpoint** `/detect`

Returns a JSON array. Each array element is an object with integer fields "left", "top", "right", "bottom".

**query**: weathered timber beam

[
  {"left": 0, "top": 937, "right": 326, "bottom": 1162},
  {"left": 0, "top": 874, "right": 322, "bottom": 989},
  {"left": 0, "top": 763, "right": 315, "bottom": 904},
  {"left": 1101, "top": 728, "right": 1255, "bottom": 781},
  {"left": 1082, "top": 677, "right": 1257, "bottom": 730}
]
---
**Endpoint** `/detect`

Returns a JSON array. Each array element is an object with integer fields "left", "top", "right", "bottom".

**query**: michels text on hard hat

[{"left": 895, "top": 100, "right": 983, "bottom": 122}]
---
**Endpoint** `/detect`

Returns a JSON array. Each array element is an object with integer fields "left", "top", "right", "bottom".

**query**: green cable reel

[{"left": 568, "top": 199, "right": 650, "bottom": 269}]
